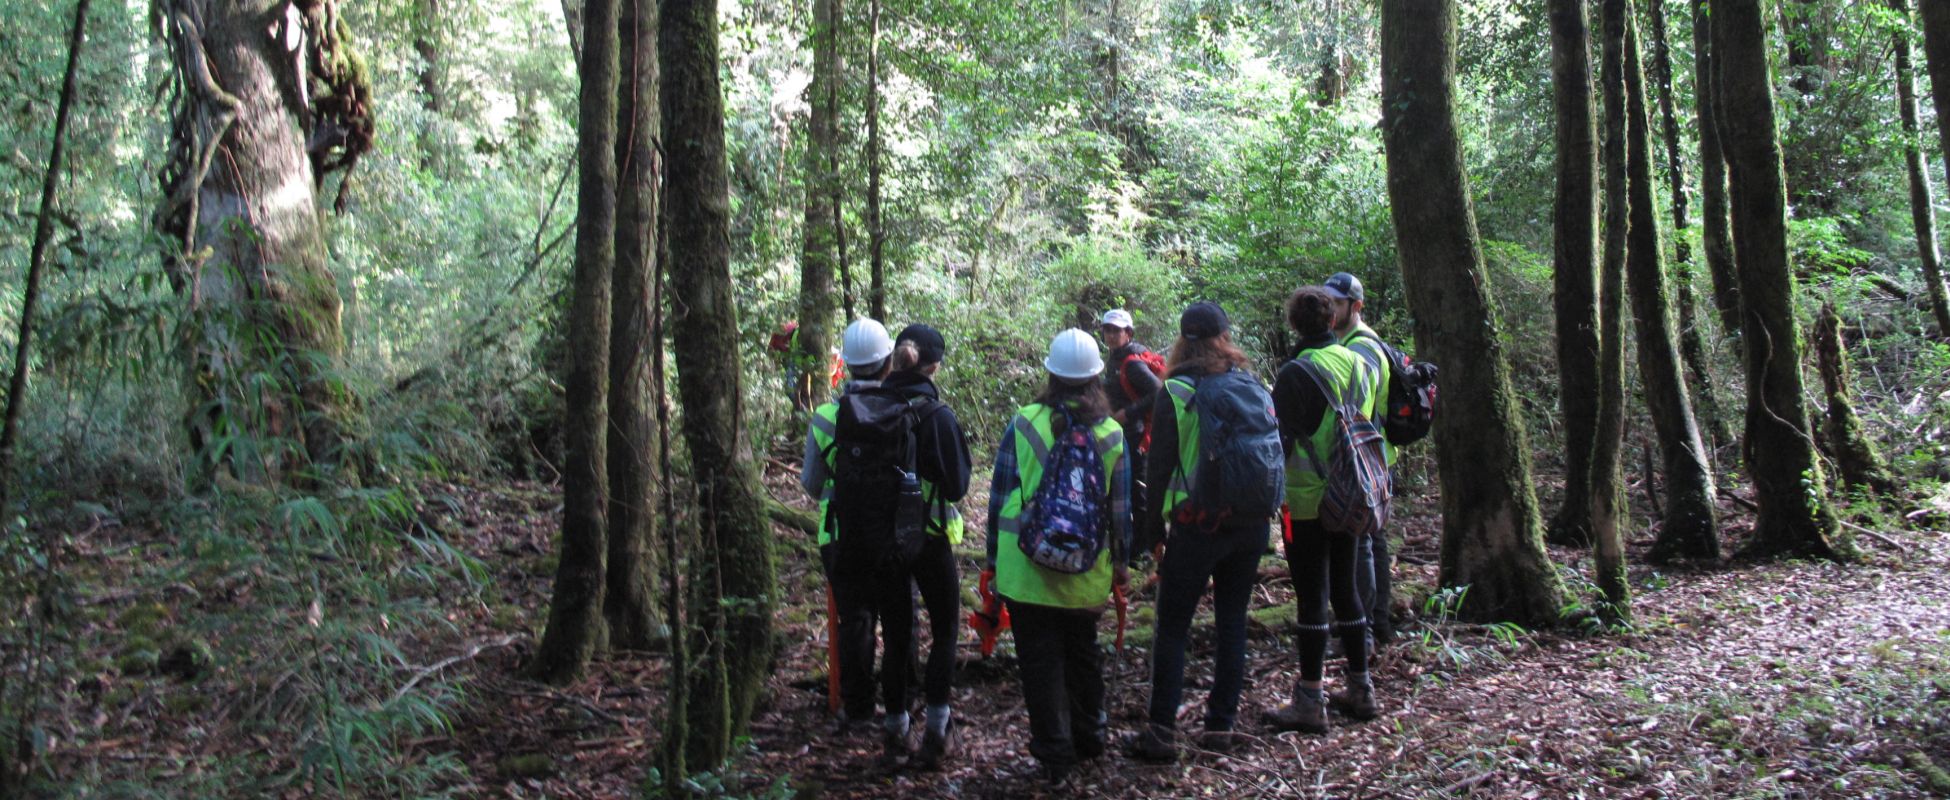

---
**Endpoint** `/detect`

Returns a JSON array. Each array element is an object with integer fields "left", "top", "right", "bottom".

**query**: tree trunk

[
  {"left": 652, "top": 187, "right": 687, "bottom": 786},
  {"left": 866, "top": 0, "right": 887, "bottom": 321},
  {"left": 414, "top": 0, "right": 444, "bottom": 114},
  {"left": 1692, "top": 0, "right": 1741, "bottom": 338},
  {"left": 1546, "top": 0, "right": 1603, "bottom": 550},
  {"left": 1777, "top": 0, "right": 1832, "bottom": 215},
  {"left": 1593, "top": 0, "right": 1631, "bottom": 618},
  {"left": 1894, "top": 0, "right": 1950, "bottom": 338},
  {"left": 796, "top": 0, "right": 842, "bottom": 407},
  {"left": 1381, "top": 0, "right": 1567, "bottom": 627},
  {"left": 1814, "top": 303, "right": 1898, "bottom": 495},
  {"left": 604, "top": 0, "right": 661, "bottom": 652},
  {"left": 532, "top": 0, "right": 618, "bottom": 685},
  {"left": 1623, "top": 12, "right": 1720, "bottom": 562},
  {"left": 158, "top": 0, "right": 356, "bottom": 482},
  {"left": 663, "top": 0, "right": 778, "bottom": 769},
  {"left": 1924, "top": 1, "right": 1950, "bottom": 242},
  {"left": 0, "top": 0, "right": 89, "bottom": 521},
  {"left": 562, "top": 0, "right": 583, "bottom": 68},
  {"left": 1711, "top": 0, "right": 1848, "bottom": 560}
]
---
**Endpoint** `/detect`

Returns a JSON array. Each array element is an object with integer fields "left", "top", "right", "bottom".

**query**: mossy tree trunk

[
  {"left": 1381, "top": 0, "right": 1568, "bottom": 627},
  {"left": 604, "top": 0, "right": 661, "bottom": 651},
  {"left": 532, "top": 0, "right": 618, "bottom": 685},
  {"left": 1692, "top": 0, "right": 1741, "bottom": 339},
  {"left": 663, "top": 0, "right": 779, "bottom": 769},
  {"left": 795, "top": 0, "right": 843, "bottom": 407},
  {"left": 1711, "top": 0, "right": 1849, "bottom": 560},
  {"left": 866, "top": 0, "right": 887, "bottom": 322},
  {"left": 1814, "top": 303, "right": 1897, "bottom": 496},
  {"left": 1924, "top": 2, "right": 1950, "bottom": 259},
  {"left": 1892, "top": 0, "right": 1950, "bottom": 338},
  {"left": 1593, "top": 0, "right": 1632, "bottom": 618},
  {"left": 1623, "top": 11, "right": 1720, "bottom": 562},
  {"left": 1547, "top": 0, "right": 1603, "bottom": 549}
]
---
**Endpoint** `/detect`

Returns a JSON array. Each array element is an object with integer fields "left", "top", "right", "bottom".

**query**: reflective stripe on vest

[
  {"left": 811, "top": 402, "right": 840, "bottom": 546},
  {"left": 1284, "top": 346, "right": 1378, "bottom": 520},
  {"left": 1341, "top": 324, "right": 1396, "bottom": 465},
  {"left": 994, "top": 404, "right": 1125, "bottom": 609}
]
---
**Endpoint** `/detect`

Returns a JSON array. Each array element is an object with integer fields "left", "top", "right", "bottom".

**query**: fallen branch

[
  {"left": 1440, "top": 771, "right": 1494, "bottom": 795},
  {"left": 766, "top": 498, "right": 818, "bottom": 535},
  {"left": 1716, "top": 487, "right": 1760, "bottom": 512},
  {"left": 388, "top": 635, "right": 518, "bottom": 705},
  {"left": 1838, "top": 519, "right": 1909, "bottom": 554}
]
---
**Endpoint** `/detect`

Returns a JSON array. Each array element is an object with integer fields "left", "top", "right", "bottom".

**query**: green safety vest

[
  {"left": 993, "top": 404, "right": 1126, "bottom": 609},
  {"left": 1341, "top": 323, "right": 1397, "bottom": 466},
  {"left": 1284, "top": 345, "right": 1379, "bottom": 520},
  {"left": 808, "top": 398, "right": 966, "bottom": 548},
  {"left": 1158, "top": 377, "right": 1203, "bottom": 525}
]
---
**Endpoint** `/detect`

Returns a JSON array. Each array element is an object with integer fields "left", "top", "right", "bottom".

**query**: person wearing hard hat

[
  {"left": 800, "top": 318, "right": 901, "bottom": 736},
  {"left": 983, "top": 329, "right": 1132, "bottom": 787}
]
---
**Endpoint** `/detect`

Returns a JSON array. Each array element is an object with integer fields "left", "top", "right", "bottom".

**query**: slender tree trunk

[
  {"left": 1924, "top": 1, "right": 1950, "bottom": 225},
  {"left": 604, "top": 0, "right": 661, "bottom": 651},
  {"left": 1893, "top": 0, "right": 1950, "bottom": 338},
  {"left": 414, "top": 0, "right": 444, "bottom": 114},
  {"left": 562, "top": 0, "right": 583, "bottom": 68},
  {"left": 1547, "top": 0, "right": 1603, "bottom": 549},
  {"left": 866, "top": 0, "right": 887, "bottom": 321},
  {"left": 1814, "top": 303, "right": 1898, "bottom": 495},
  {"left": 532, "top": 0, "right": 618, "bottom": 685},
  {"left": 1777, "top": 0, "right": 1831, "bottom": 214},
  {"left": 1693, "top": 0, "right": 1741, "bottom": 338},
  {"left": 797, "top": 0, "right": 842, "bottom": 406},
  {"left": 663, "top": 0, "right": 778, "bottom": 768},
  {"left": 0, "top": 0, "right": 88, "bottom": 533},
  {"left": 1623, "top": 12, "right": 1720, "bottom": 562},
  {"left": 1381, "top": 0, "right": 1567, "bottom": 627},
  {"left": 1712, "top": 0, "right": 1848, "bottom": 560},
  {"left": 652, "top": 181, "right": 686, "bottom": 786},
  {"left": 1593, "top": 0, "right": 1632, "bottom": 618}
]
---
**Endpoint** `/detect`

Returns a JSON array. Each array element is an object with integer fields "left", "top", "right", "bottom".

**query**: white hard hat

[
  {"left": 1044, "top": 328, "right": 1105, "bottom": 380},
  {"left": 1101, "top": 309, "right": 1135, "bottom": 329},
  {"left": 841, "top": 318, "right": 895, "bottom": 366}
]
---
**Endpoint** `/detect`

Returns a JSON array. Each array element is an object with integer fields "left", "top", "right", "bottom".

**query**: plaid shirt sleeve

[
  {"left": 985, "top": 421, "right": 1019, "bottom": 568},
  {"left": 1108, "top": 442, "right": 1132, "bottom": 563}
]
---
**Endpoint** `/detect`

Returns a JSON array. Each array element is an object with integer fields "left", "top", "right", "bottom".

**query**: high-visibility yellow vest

[
  {"left": 809, "top": 398, "right": 965, "bottom": 547},
  {"left": 1342, "top": 322, "right": 1397, "bottom": 465},
  {"left": 1284, "top": 345, "right": 1379, "bottom": 520},
  {"left": 993, "top": 404, "right": 1125, "bottom": 608}
]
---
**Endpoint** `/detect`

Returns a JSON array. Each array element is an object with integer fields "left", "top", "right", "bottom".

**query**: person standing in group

[
  {"left": 1126, "top": 302, "right": 1286, "bottom": 762},
  {"left": 1099, "top": 309, "right": 1166, "bottom": 554},
  {"left": 1265, "top": 287, "right": 1384, "bottom": 733},
  {"left": 1324, "top": 272, "right": 1397, "bottom": 648},
  {"left": 984, "top": 329, "right": 1132, "bottom": 786},
  {"left": 873, "top": 324, "right": 972, "bottom": 769}
]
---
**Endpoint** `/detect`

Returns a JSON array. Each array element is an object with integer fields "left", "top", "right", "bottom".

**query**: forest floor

[{"left": 33, "top": 461, "right": 1950, "bottom": 799}]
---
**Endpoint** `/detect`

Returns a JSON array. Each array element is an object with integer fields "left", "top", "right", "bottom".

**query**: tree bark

[
  {"left": 0, "top": 0, "right": 89, "bottom": 529},
  {"left": 413, "top": 0, "right": 444, "bottom": 114},
  {"left": 1814, "top": 303, "right": 1897, "bottom": 495},
  {"left": 1623, "top": 12, "right": 1720, "bottom": 562},
  {"left": 1546, "top": 0, "right": 1603, "bottom": 549},
  {"left": 532, "top": 0, "right": 618, "bottom": 685},
  {"left": 663, "top": 0, "right": 778, "bottom": 769},
  {"left": 1593, "top": 0, "right": 1631, "bottom": 618},
  {"left": 1692, "top": 0, "right": 1741, "bottom": 338},
  {"left": 796, "top": 0, "right": 843, "bottom": 408},
  {"left": 1893, "top": 0, "right": 1950, "bottom": 338},
  {"left": 562, "top": 0, "right": 583, "bottom": 68},
  {"left": 1924, "top": 1, "right": 1950, "bottom": 242},
  {"left": 1711, "top": 0, "right": 1849, "bottom": 560},
  {"left": 1777, "top": 0, "right": 1833, "bottom": 215},
  {"left": 604, "top": 0, "right": 661, "bottom": 652},
  {"left": 1381, "top": 0, "right": 1567, "bottom": 627},
  {"left": 866, "top": 0, "right": 886, "bottom": 321}
]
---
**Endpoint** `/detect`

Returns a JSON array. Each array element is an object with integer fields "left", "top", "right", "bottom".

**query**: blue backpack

[
  {"left": 1171, "top": 369, "right": 1286, "bottom": 531},
  {"left": 1018, "top": 407, "right": 1110, "bottom": 574}
]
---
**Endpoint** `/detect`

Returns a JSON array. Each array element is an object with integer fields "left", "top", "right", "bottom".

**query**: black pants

[
  {"left": 880, "top": 535, "right": 960, "bottom": 709},
  {"left": 824, "top": 545, "right": 888, "bottom": 721},
  {"left": 1146, "top": 521, "right": 1267, "bottom": 732},
  {"left": 1354, "top": 530, "right": 1394, "bottom": 644},
  {"left": 1286, "top": 518, "right": 1368, "bottom": 681},
  {"left": 1006, "top": 599, "right": 1106, "bottom": 767}
]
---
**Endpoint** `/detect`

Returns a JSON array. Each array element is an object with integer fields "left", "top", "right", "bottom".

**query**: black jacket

[
  {"left": 1105, "top": 343, "right": 1164, "bottom": 430},
  {"left": 881, "top": 370, "right": 973, "bottom": 503},
  {"left": 1272, "top": 332, "right": 1339, "bottom": 457}
]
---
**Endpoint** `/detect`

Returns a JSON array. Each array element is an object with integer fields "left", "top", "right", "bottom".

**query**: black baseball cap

[
  {"left": 1322, "top": 272, "right": 1365, "bottom": 303},
  {"left": 1179, "top": 302, "right": 1231, "bottom": 340},
  {"left": 896, "top": 323, "right": 946, "bottom": 366}
]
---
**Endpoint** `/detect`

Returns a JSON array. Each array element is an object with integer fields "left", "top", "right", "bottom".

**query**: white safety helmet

[
  {"left": 1044, "top": 328, "right": 1105, "bottom": 380},
  {"left": 840, "top": 318, "right": 895, "bottom": 366}
]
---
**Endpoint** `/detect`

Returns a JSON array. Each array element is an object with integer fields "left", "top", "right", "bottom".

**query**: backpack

[
  {"left": 1115, "top": 346, "right": 1169, "bottom": 452},
  {"left": 829, "top": 387, "right": 934, "bottom": 573},
  {"left": 1017, "top": 407, "right": 1111, "bottom": 574},
  {"left": 1169, "top": 369, "right": 1286, "bottom": 531},
  {"left": 1349, "top": 331, "right": 1439, "bottom": 446},
  {"left": 1292, "top": 358, "right": 1392, "bottom": 539}
]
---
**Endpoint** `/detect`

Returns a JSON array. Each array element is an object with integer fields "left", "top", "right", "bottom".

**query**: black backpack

[
  {"left": 1170, "top": 369, "right": 1287, "bottom": 531},
  {"left": 1349, "top": 331, "right": 1439, "bottom": 446},
  {"left": 828, "top": 387, "right": 935, "bottom": 573}
]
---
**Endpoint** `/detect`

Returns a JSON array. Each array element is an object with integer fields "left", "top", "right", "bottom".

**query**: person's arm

[
  {"left": 918, "top": 404, "right": 972, "bottom": 503},
  {"left": 1140, "top": 388, "right": 1179, "bottom": 551},
  {"left": 800, "top": 418, "right": 830, "bottom": 498},
  {"left": 1108, "top": 438, "right": 1132, "bottom": 570},
  {"left": 1120, "top": 359, "right": 1163, "bottom": 423},
  {"left": 1274, "top": 361, "right": 1329, "bottom": 458},
  {"left": 985, "top": 421, "right": 1019, "bottom": 569}
]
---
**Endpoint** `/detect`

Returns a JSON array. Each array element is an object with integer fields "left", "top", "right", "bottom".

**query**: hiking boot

[
  {"left": 1266, "top": 689, "right": 1328, "bottom": 734},
  {"left": 1122, "top": 724, "right": 1178, "bottom": 763},
  {"left": 1198, "top": 728, "right": 1251, "bottom": 753},
  {"left": 1042, "top": 761, "right": 1074, "bottom": 787},
  {"left": 913, "top": 720, "right": 955, "bottom": 771},
  {"left": 878, "top": 726, "right": 913, "bottom": 768},
  {"left": 1328, "top": 681, "right": 1378, "bottom": 721}
]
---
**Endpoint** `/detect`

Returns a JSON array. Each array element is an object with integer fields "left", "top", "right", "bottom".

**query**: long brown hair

[
  {"left": 1033, "top": 375, "right": 1111, "bottom": 425},
  {"left": 1165, "top": 332, "right": 1250, "bottom": 378}
]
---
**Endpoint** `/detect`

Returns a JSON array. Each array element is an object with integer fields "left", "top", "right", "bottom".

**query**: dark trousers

[
  {"left": 1006, "top": 600, "right": 1106, "bottom": 767},
  {"left": 1146, "top": 521, "right": 1267, "bottom": 732},
  {"left": 824, "top": 545, "right": 888, "bottom": 721},
  {"left": 1354, "top": 531, "right": 1394, "bottom": 644},
  {"left": 880, "top": 535, "right": 960, "bottom": 709},
  {"left": 1286, "top": 518, "right": 1368, "bottom": 681}
]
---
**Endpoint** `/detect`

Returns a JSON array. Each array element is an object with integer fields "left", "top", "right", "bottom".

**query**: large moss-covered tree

[
  {"left": 532, "top": 0, "right": 620, "bottom": 685},
  {"left": 1711, "top": 0, "right": 1848, "bottom": 559},
  {"left": 155, "top": 0, "right": 373, "bottom": 482},
  {"left": 1547, "top": 0, "right": 1603, "bottom": 549},
  {"left": 1381, "top": 0, "right": 1567, "bottom": 626},
  {"left": 1593, "top": 0, "right": 1631, "bottom": 615},
  {"left": 1891, "top": 0, "right": 1950, "bottom": 338},
  {"left": 1813, "top": 303, "right": 1897, "bottom": 496},
  {"left": 663, "top": 0, "right": 779, "bottom": 769},
  {"left": 795, "top": 0, "right": 843, "bottom": 408},
  {"left": 1691, "top": 0, "right": 1741, "bottom": 338},
  {"left": 1622, "top": 9, "right": 1719, "bottom": 562}
]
